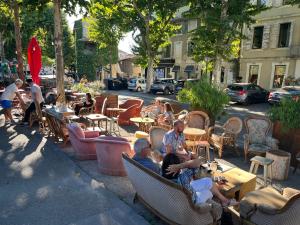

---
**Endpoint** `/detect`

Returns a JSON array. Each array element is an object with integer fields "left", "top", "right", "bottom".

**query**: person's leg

[
  {"left": 23, "top": 102, "right": 36, "bottom": 122},
  {"left": 210, "top": 183, "right": 229, "bottom": 204}
]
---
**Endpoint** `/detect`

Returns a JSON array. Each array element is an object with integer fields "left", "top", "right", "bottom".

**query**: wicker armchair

[
  {"left": 244, "top": 116, "right": 279, "bottom": 161},
  {"left": 122, "top": 154, "right": 222, "bottom": 225},
  {"left": 209, "top": 117, "right": 243, "bottom": 158},
  {"left": 239, "top": 186, "right": 300, "bottom": 225},
  {"left": 185, "top": 111, "right": 210, "bottom": 131}
]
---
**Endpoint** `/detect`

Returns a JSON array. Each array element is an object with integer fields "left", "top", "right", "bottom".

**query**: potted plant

[
  {"left": 268, "top": 98, "right": 300, "bottom": 166},
  {"left": 177, "top": 76, "right": 229, "bottom": 124}
]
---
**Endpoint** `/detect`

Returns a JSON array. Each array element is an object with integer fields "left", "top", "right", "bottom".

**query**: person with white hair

[
  {"left": 132, "top": 138, "right": 160, "bottom": 174},
  {"left": 1, "top": 79, "right": 25, "bottom": 124}
]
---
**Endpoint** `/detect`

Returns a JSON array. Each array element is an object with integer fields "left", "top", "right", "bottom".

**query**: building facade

[{"left": 240, "top": 1, "right": 300, "bottom": 90}]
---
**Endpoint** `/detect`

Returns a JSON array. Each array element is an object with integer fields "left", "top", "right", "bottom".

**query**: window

[
  {"left": 278, "top": 23, "right": 291, "bottom": 48},
  {"left": 164, "top": 45, "right": 171, "bottom": 58},
  {"left": 252, "top": 26, "right": 264, "bottom": 49},
  {"left": 188, "top": 19, "right": 197, "bottom": 32},
  {"left": 248, "top": 65, "right": 259, "bottom": 84},
  {"left": 273, "top": 65, "right": 286, "bottom": 88},
  {"left": 257, "top": 0, "right": 268, "bottom": 6},
  {"left": 187, "top": 41, "right": 195, "bottom": 57}
]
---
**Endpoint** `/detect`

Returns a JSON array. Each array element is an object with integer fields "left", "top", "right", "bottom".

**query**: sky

[{"left": 66, "top": 14, "right": 134, "bottom": 54}]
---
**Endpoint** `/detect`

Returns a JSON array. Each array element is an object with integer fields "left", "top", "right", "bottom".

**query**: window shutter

[
  {"left": 289, "top": 21, "right": 294, "bottom": 47},
  {"left": 262, "top": 25, "right": 270, "bottom": 49},
  {"left": 270, "top": 24, "right": 280, "bottom": 48},
  {"left": 243, "top": 27, "right": 253, "bottom": 50}
]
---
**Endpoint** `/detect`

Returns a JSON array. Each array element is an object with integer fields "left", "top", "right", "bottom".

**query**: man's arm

[
  {"left": 166, "top": 157, "right": 205, "bottom": 175},
  {"left": 16, "top": 92, "right": 25, "bottom": 105}
]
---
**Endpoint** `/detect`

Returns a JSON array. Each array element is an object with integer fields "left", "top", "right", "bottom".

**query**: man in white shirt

[
  {"left": 21, "top": 78, "right": 44, "bottom": 125},
  {"left": 1, "top": 79, "right": 25, "bottom": 124}
]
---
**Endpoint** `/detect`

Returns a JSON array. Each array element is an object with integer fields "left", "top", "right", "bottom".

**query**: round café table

[
  {"left": 106, "top": 108, "right": 126, "bottom": 118},
  {"left": 130, "top": 117, "right": 154, "bottom": 133},
  {"left": 184, "top": 128, "right": 210, "bottom": 160}
]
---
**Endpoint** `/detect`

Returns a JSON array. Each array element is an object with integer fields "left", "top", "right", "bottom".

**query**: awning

[
  {"left": 156, "top": 58, "right": 175, "bottom": 68},
  {"left": 184, "top": 65, "right": 195, "bottom": 73},
  {"left": 172, "top": 65, "right": 180, "bottom": 72}
]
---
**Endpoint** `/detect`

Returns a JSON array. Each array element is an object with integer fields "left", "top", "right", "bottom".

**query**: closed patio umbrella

[{"left": 27, "top": 37, "right": 42, "bottom": 85}]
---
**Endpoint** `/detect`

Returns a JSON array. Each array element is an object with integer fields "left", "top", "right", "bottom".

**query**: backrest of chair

[
  {"left": 223, "top": 117, "right": 243, "bottom": 135},
  {"left": 170, "top": 103, "right": 183, "bottom": 114},
  {"left": 101, "top": 97, "right": 108, "bottom": 115},
  {"left": 185, "top": 111, "right": 210, "bottom": 130},
  {"left": 107, "top": 95, "right": 118, "bottom": 108},
  {"left": 149, "top": 126, "right": 168, "bottom": 151},
  {"left": 95, "top": 95, "right": 106, "bottom": 113},
  {"left": 244, "top": 116, "right": 272, "bottom": 144},
  {"left": 122, "top": 154, "right": 216, "bottom": 225}
]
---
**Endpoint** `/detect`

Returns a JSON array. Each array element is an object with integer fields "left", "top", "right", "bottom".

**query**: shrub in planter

[
  {"left": 177, "top": 76, "right": 229, "bottom": 122},
  {"left": 268, "top": 99, "right": 300, "bottom": 166}
]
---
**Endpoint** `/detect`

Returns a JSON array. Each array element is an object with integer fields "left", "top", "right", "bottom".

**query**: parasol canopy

[{"left": 27, "top": 37, "right": 42, "bottom": 85}]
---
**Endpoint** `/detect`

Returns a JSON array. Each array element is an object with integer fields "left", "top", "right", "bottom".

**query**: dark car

[
  {"left": 268, "top": 86, "right": 300, "bottom": 105},
  {"left": 106, "top": 77, "right": 128, "bottom": 90},
  {"left": 150, "top": 78, "right": 176, "bottom": 95},
  {"left": 226, "top": 83, "right": 269, "bottom": 105},
  {"left": 175, "top": 78, "right": 200, "bottom": 93}
]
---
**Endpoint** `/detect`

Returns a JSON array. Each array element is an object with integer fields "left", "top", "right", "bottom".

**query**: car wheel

[
  {"left": 137, "top": 87, "right": 142, "bottom": 92},
  {"left": 243, "top": 97, "right": 250, "bottom": 106},
  {"left": 164, "top": 88, "right": 170, "bottom": 95}
]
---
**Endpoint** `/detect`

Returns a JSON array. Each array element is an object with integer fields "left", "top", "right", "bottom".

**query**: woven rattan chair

[
  {"left": 239, "top": 186, "right": 300, "bottom": 225},
  {"left": 209, "top": 117, "right": 243, "bottom": 158},
  {"left": 185, "top": 111, "right": 210, "bottom": 131},
  {"left": 122, "top": 154, "right": 222, "bottom": 225},
  {"left": 244, "top": 116, "right": 279, "bottom": 161}
]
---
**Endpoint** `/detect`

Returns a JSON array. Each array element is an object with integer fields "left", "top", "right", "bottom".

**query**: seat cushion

[
  {"left": 68, "top": 123, "right": 85, "bottom": 139},
  {"left": 240, "top": 187, "right": 288, "bottom": 218},
  {"left": 248, "top": 144, "right": 271, "bottom": 154}
]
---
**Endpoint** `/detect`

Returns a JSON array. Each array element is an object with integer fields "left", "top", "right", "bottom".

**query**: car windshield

[
  {"left": 228, "top": 85, "right": 244, "bottom": 91},
  {"left": 129, "top": 79, "right": 136, "bottom": 83}
]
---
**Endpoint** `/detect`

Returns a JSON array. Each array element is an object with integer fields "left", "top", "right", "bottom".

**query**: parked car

[
  {"left": 225, "top": 83, "right": 269, "bottom": 105},
  {"left": 268, "top": 86, "right": 300, "bottom": 105},
  {"left": 128, "top": 77, "right": 146, "bottom": 92},
  {"left": 106, "top": 77, "right": 128, "bottom": 90},
  {"left": 150, "top": 78, "right": 176, "bottom": 95}
]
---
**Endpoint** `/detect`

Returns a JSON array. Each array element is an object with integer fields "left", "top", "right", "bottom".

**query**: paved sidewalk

[{"left": 0, "top": 121, "right": 150, "bottom": 225}]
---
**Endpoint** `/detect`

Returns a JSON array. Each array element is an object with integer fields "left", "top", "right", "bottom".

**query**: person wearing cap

[
  {"left": 1, "top": 79, "right": 25, "bottom": 124},
  {"left": 132, "top": 138, "right": 161, "bottom": 174},
  {"left": 21, "top": 78, "right": 44, "bottom": 125}
]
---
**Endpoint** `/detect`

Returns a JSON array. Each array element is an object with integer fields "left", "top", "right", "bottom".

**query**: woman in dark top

[{"left": 74, "top": 93, "right": 94, "bottom": 116}]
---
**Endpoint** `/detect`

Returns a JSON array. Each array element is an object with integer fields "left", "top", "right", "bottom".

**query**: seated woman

[
  {"left": 162, "top": 153, "right": 238, "bottom": 207},
  {"left": 157, "top": 102, "right": 174, "bottom": 127},
  {"left": 141, "top": 99, "right": 163, "bottom": 119},
  {"left": 73, "top": 93, "right": 94, "bottom": 116}
]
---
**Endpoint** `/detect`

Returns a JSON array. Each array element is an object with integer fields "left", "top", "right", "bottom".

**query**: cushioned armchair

[
  {"left": 119, "top": 99, "right": 144, "bottom": 110},
  {"left": 67, "top": 123, "right": 100, "bottom": 160},
  {"left": 240, "top": 186, "right": 300, "bottom": 225},
  {"left": 244, "top": 116, "right": 279, "bottom": 161},
  {"left": 117, "top": 104, "right": 139, "bottom": 125},
  {"left": 95, "top": 136, "right": 134, "bottom": 176},
  {"left": 209, "top": 117, "right": 243, "bottom": 158},
  {"left": 94, "top": 95, "right": 106, "bottom": 113}
]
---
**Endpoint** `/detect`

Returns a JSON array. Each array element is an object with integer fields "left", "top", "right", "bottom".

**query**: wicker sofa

[{"left": 122, "top": 154, "right": 222, "bottom": 225}]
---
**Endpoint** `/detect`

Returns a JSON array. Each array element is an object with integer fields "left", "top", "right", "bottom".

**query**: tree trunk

[
  {"left": 146, "top": 57, "right": 154, "bottom": 93},
  {"left": 0, "top": 32, "right": 5, "bottom": 60},
  {"left": 213, "top": 57, "right": 222, "bottom": 85},
  {"left": 53, "top": 0, "right": 65, "bottom": 105},
  {"left": 11, "top": 0, "right": 24, "bottom": 81}
]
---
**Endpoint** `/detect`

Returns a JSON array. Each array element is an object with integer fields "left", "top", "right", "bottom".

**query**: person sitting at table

[
  {"left": 158, "top": 120, "right": 191, "bottom": 162},
  {"left": 132, "top": 138, "right": 160, "bottom": 174},
  {"left": 73, "top": 93, "right": 94, "bottom": 116},
  {"left": 1, "top": 79, "right": 25, "bottom": 124},
  {"left": 21, "top": 78, "right": 44, "bottom": 126},
  {"left": 162, "top": 153, "right": 238, "bottom": 207},
  {"left": 157, "top": 102, "right": 174, "bottom": 127},
  {"left": 141, "top": 99, "right": 163, "bottom": 119}
]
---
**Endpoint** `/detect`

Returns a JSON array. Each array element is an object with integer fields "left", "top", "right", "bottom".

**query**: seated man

[
  {"left": 161, "top": 120, "right": 191, "bottom": 161},
  {"left": 162, "top": 153, "right": 238, "bottom": 207},
  {"left": 132, "top": 138, "right": 160, "bottom": 174}
]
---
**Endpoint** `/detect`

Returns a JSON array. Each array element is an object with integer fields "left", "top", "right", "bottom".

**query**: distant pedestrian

[{"left": 1, "top": 79, "right": 25, "bottom": 124}]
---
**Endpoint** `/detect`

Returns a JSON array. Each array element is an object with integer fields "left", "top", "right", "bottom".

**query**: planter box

[{"left": 273, "top": 121, "right": 300, "bottom": 167}]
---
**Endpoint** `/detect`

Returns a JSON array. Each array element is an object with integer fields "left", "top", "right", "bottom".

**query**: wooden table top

[
  {"left": 86, "top": 114, "right": 107, "bottom": 121},
  {"left": 106, "top": 108, "right": 126, "bottom": 112},
  {"left": 130, "top": 117, "right": 154, "bottom": 123},
  {"left": 183, "top": 128, "right": 206, "bottom": 136}
]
